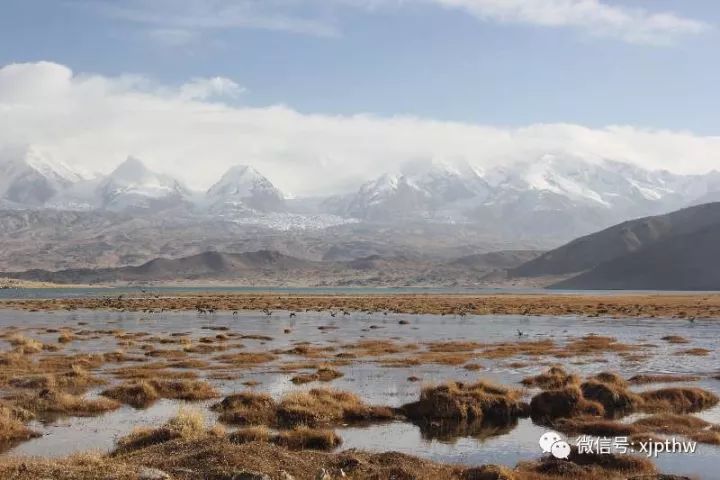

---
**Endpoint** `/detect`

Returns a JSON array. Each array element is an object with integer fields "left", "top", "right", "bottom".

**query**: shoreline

[{"left": 2, "top": 292, "right": 720, "bottom": 318}]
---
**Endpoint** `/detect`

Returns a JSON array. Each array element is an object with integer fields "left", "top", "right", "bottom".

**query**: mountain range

[{"left": 2, "top": 146, "right": 720, "bottom": 275}]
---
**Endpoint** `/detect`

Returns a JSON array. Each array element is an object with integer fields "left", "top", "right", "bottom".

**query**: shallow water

[{"left": 1, "top": 308, "right": 719, "bottom": 478}]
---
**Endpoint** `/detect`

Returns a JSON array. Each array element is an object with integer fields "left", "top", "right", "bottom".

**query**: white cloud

[
  {"left": 427, "top": 0, "right": 708, "bottom": 45},
  {"left": 178, "top": 77, "right": 245, "bottom": 100},
  {"left": 1, "top": 62, "right": 719, "bottom": 196},
  {"left": 77, "top": 0, "right": 708, "bottom": 46}
]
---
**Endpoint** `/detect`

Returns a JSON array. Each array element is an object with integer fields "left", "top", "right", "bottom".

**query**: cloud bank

[
  {"left": 1, "top": 61, "right": 719, "bottom": 196},
  {"left": 80, "top": 0, "right": 708, "bottom": 46}
]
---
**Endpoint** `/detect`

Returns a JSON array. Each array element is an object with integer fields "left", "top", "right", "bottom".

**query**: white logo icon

[
  {"left": 539, "top": 431, "right": 571, "bottom": 459},
  {"left": 551, "top": 440, "right": 571, "bottom": 459}
]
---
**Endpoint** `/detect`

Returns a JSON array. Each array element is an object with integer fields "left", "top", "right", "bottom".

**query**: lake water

[{"left": 1, "top": 308, "right": 718, "bottom": 478}]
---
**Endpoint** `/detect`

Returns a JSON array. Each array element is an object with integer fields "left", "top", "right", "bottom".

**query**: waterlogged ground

[{"left": 1, "top": 308, "right": 719, "bottom": 478}]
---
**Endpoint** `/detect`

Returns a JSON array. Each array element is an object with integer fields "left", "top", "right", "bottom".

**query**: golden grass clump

[
  {"left": 101, "top": 381, "right": 159, "bottom": 409},
  {"left": 277, "top": 388, "right": 395, "bottom": 428},
  {"left": 7, "top": 334, "right": 45, "bottom": 354},
  {"left": 402, "top": 380, "right": 528, "bottom": 424},
  {"left": 149, "top": 379, "right": 219, "bottom": 401},
  {"left": 640, "top": 387, "right": 719, "bottom": 414},
  {"left": 211, "top": 391, "right": 278, "bottom": 426},
  {"left": 113, "top": 407, "right": 205, "bottom": 454},
  {"left": 228, "top": 425, "right": 273, "bottom": 444},
  {"left": 273, "top": 426, "right": 342, "bottom": 451},
  {"left": 530, "top": 386, "right": 604, "bottom": 422},
  {"left": 521, "top": 366, "right": 579, "bottom": 390},
  {"left": 229, "top": 425, "right": 342, "bottom": 451},
  {"left": 633, "top": 413, "right": 709, "bottom": 435},
  {"left": 0, "top": 404, "right": 39, "bottom": 443},
  {"left": 291, "top": 367, "right": 345, "bottom": 385},
  {"left": 579, "top": 380, "right": 641, "bottom": 415},
  {"left": 15, "top": 389, "right": 121, "bottom": 417}
]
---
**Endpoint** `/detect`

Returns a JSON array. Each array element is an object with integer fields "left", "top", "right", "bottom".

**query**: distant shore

[
  {"left": 0, "top": 277, "right": 95, "bottom": 289},
  {"left": 2, "top": 292, "right": 719, "bottom": 318}
]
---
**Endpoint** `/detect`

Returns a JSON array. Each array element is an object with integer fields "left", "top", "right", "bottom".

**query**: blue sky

[
  {"left": 3, "top": 0, "right": 719, "bottom": 132},
  {"left": 1, "top": 1, "right": 720, "bottom": 194}
]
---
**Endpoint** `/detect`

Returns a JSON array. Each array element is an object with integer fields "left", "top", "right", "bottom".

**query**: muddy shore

[{"left": 3, "top": 292, "right": 720, "bottom": 318}]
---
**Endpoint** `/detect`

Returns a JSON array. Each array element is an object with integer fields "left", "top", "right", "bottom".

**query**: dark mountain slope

[
  {"left": 551, "top": 223, "right": 720, "bottom": 290},
  {"left": 510, "top": 202, "right": 720, "bottom": 278}
]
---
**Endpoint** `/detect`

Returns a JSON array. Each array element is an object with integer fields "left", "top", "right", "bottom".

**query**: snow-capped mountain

[
  {"left": 0, "top": 146, "right": 86, "bottom": 207},
  {"left": 206, "top": 165, "right": 285, "bottom": 213},
  {"left": 96, "top": 157, "right": 192, "bottom": 212},
  {"left": 339, "top": 160, "right": 492, "bottom": 220},
  {"left": 338, "top": 155, "right": 720, "bottom": 236}
]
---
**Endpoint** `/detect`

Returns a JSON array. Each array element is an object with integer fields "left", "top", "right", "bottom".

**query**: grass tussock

[
  {"left": 521, "top": 366, "right": 579, "bottom": 390},
  {"left": 229, "top": 424, "right": 342, "bottom": 451},
  {"left": 211, "top": 392, "right": 277, "bottom": 426},
  {"left": 291, "top": 367, "right": 344, "bottom": 385},
  {"left": 113, "top": 407, "right": 205, "bottom": 455},
  {"left": 15, "top": 389, "right": 120, "bottom": 417},
  {"left": 633, "top": 413, "right": 709, "bottom": 435},
  {"left": 0, "top": 404, "right": 39, "bottom": 443},
  {"left": 402, "top": 380, "right": 528, "bottom": 424},
  {"left": 628, "top": 373, "right": 701, "bottom": 385},
  {"left": 277, "top": 388, "right": 395, "bottom": 427},
  {"left": 640, "top": 387, "right": 719, "bottom": 414},
  {"left": 530, "top": 386, "right": 604, "bottom": 422},
  {"left": 149, "top": 379, "right": 219, "bottom": 401},
  {"left": 101, "top": 380, "right": 159, "bottom": 408},
  {"left": 7, "top": 334, "right": 45, "bottom": 354},
  {"left": 579, "top": 380, "right": 641, "bottom": 415}
]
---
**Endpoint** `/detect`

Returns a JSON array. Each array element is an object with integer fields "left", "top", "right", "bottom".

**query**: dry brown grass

[
  {"left": 211, "top": 391, "right": 277, "bottom": 426},
  {"left": 215, "top": 351, "right": 277, "bottom": 365},
  {"left": 579, "top": 380, "right": 642, "bottom": 415},
  {"left": 640, "top": 387, "right": 719, "bottom": 414},
  {"left": 149, "top": 379, "right": 219, "bottom": 401},
  {"left": 14, "top": 389, "right": 120, "bottom": 417},
  {"left": 0, "top": 404, "right": 39, "bottom": 444},
  {"left": 291, "top": 367, "right": 345, "bottom": 384},
  {"left": 102, "top": 381, "right": 159, "bottom": 408},
  {"left": 633, "top": 413, "right": 709, "bottom": 435},
  {"left": 530, "top": 386, "right": 604, "bottom": 422},
  {"left": 277, "top": 388, "right": 395, "bottom": 428},
  {"left": 230, "top": 425, "right": 344, "bottom": 451},
  {"left": 552, "top": 416, "right": 638, "bottom": 436},
  {"left": 402, "top": 380, "right": 528, "bottom": 424},
  {"left": 517, "top": 447, "right": 656, "bottom": 479},
  {"left": 273, "top": 426, "right": 342, "bottom": 451},
  {"left": 521, "top": 366, "right": 580, "bottom": 390},
  {"left": 628, "top": 373, "right": 701, "bottom": 385},
  {"left": 674, "top": 347, "right": 712, "bottom": 356},
  {"left": 113, "top": 407, "right": 205, "bottom": 455},
  {"left": 661, "top": 335, "right": 690, "bottom": 344},
  {"left": 8, "top": 292, "right": 720, "bottom": 320}
]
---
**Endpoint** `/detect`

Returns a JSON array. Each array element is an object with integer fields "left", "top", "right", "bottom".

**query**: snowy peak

[
  {"left": 345, "top": 160, "right": 492, "bottom": 220},
  {"left": 98, "top": 156, "right": 191, "bottom": 211},
  {"left": 0, "top": 146, "right": 85, "bottom": 206},
  {"left": 206, "top": 164, "right": 285, "bottom": 213}
]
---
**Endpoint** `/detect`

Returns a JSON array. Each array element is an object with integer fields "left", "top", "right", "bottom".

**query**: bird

[
  {"left": 517, "top": 329, "right": 524, "bottom": 337},
  {"left": 689, "top": 316, "right": 696, "bottom": 323},
  {"left": 289, "top": 312, "right": 297, "bottom": 318},
  {"left": 232, "top": 311, "right": 238, "bottom": 316},
  {"left": 330, "top": 311, "right": 337, "bottom": 318}
]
